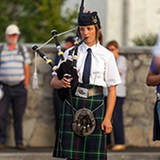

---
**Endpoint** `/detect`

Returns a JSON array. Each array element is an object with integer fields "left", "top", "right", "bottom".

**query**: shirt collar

[{"left": 81, "top": 41, "right": 100, "bottom": 53}]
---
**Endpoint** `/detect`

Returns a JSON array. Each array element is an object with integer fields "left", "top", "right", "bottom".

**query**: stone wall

[
  {"left": 120, "top": 47, "right": 159, "bottom": 147},
  {"left": 5, "top": 45, "right": 160, "bottom": 147}
]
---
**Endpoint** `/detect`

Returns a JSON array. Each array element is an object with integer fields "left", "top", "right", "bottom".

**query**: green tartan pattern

[{"left": 53, "top": 85, "right": 107, "bottom": 160}]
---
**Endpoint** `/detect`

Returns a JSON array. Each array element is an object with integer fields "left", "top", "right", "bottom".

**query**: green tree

[
  {"left": 132, "top": 33, "right": 157, "bottom": 46},
  {"left": 0, "top": 0, "right": 78, "bottom": 43}
]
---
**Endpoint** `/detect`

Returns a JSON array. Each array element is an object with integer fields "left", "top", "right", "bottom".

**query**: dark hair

[
  {"left": 65, "top": 36, "right": 75, "bottom": 45},
  {"left": 95, "top": 24, "right": 103, "bottom": 45},
  {"left": 106, "top": 40, "right": 119, "bottom": 49}
]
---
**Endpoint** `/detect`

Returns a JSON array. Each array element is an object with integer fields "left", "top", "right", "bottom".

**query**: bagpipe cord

[{"left": 32, "top": 51, "right": 38, "bottom": 89}]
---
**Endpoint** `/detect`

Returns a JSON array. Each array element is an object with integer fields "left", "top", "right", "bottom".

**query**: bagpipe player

[{"left": 51, "top": 10, "right": 121, "bottom": 160}]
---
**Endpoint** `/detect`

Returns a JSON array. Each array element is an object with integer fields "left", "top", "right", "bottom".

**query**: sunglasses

[{"left": 7, "top": 34, "right": 18, "bottom": 37}]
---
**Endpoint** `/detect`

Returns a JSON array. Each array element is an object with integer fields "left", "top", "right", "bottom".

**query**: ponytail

[{"left": 95, "top": 24, "right": 103, "bottom": 45}]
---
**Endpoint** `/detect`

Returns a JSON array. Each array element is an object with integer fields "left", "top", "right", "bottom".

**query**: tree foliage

[
  {"left": 132, "top": 33, "right": 157, "bottom": 46},
  {"left": 0, "top": 0, "right": 78, "bottom": 43}
]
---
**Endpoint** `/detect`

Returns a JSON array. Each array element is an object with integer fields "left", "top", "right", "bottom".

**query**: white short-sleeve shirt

[
  {"left": 0, "top": 43, "right": 31, "bottom": 85},
  {"left": 103, "top": 55, "right": 127, "bottom": 97},
  {"left": 54, "top": 42, "right": 121, "bottom": 88}
]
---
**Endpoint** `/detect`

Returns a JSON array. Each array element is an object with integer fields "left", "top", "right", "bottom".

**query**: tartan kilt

[{"left": 53, "top": 85, "right": 107, "bottom": 160}]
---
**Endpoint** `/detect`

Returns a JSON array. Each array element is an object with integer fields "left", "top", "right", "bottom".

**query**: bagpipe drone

[{"left": 32, "top": 34, "right": 85, "bottom": 104}]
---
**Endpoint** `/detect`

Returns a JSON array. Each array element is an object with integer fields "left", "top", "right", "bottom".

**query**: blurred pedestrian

[
  {"left": 104, "top": 40, "right": 127, "bottom": 151},
  {"left": 146, "top": 30, "right": 160, "bottom": 141},
  {"left": 0, "top": 24, "right": 31, "bottom": 149}
]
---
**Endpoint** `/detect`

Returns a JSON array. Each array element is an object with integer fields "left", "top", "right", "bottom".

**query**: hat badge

[{"left": 92, "top": 16, "right": 98, "bottom": 24}]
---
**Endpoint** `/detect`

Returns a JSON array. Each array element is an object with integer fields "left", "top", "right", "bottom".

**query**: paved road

[{"left": 0, "top": 147, "right": 159, "bottom": 160}]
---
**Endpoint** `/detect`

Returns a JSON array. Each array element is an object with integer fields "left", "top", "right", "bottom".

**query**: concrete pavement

[{"left": 0, "top": 147, "right": 160, "bottom": 160}]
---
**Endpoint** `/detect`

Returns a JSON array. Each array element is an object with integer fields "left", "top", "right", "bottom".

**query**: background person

[
  {"left": 0, "top": 24, "right": 31, "bottom": 149},
  {"left": 146, "top": 30, "right": 160, "bottom": 141},
  {"left": 104, "top": 40, "right": 127, "bottom": 151}
]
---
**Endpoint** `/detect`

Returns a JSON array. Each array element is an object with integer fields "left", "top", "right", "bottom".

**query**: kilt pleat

[{"left": 53, "top": 85, "right": 107, "bottom": 160}]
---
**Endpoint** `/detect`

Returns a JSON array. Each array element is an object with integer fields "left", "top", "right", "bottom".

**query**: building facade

[{"left": 63, "top": 0, "right": 160, "bottom": 46}]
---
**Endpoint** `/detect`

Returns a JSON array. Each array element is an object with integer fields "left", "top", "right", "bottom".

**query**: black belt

[
  {"left": 0, "top": 81, "right": 23, "bottom": 87},
  {"left": 88, "top": 87, "right": 103, "bottom": 97}
]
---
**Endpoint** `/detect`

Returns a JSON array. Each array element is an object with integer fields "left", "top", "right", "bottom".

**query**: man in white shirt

[{"left": 0, "top": 24, "right": 31, "bottom": 150}]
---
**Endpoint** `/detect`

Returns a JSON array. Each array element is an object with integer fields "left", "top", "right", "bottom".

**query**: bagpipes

[
  {"left": 32, "top": 29, "right": 85, "bottom": 103},
  {"left": 51, "top": 30, "right": 85, "bottom": 102}
]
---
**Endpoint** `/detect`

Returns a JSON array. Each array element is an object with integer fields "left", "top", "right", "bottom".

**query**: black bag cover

[{"left": 56, "top": 59, "right": 78, "bottom": 102}]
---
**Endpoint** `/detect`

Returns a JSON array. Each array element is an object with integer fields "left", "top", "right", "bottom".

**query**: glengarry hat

[{"left": 78, "top": 11, "right": 100, "bottom": 26}]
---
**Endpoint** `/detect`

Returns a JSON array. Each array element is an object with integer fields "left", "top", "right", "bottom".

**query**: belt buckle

[{"left": 75, "top": 86, "right": 89, "bottom": 98}]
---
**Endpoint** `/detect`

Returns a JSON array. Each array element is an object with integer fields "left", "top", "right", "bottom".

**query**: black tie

[{"left": 82, "top": 48, "right": 92, "bottom": 84}]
